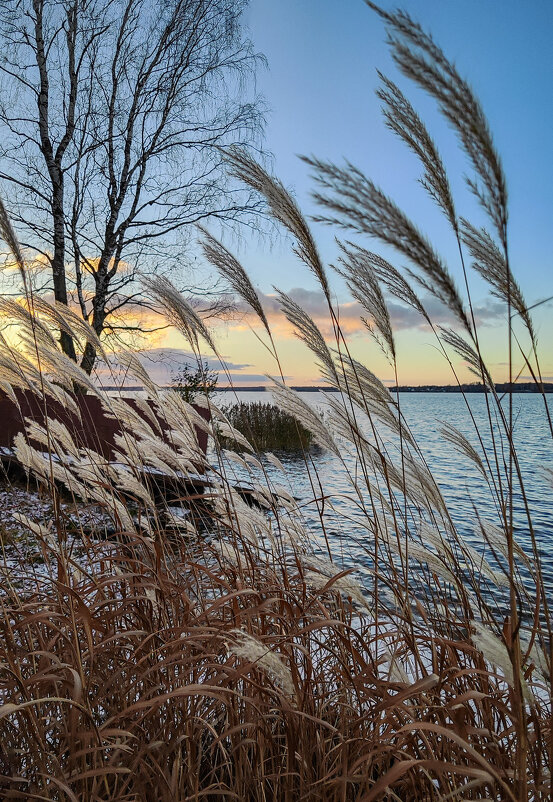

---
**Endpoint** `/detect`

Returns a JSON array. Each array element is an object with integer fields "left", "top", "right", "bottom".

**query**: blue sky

[
  {"left": 201, "top": 0, "right": 552, "bottom": 384},
  {"left": 242, "top": 0, "right": 552, "bottom": 290}
]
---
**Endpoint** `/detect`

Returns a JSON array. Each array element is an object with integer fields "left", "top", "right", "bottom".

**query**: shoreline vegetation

[
  {"left": 0, "top": 4, "right": 551, "bottom": 800},
  {"left": 219, "top": 401, "right": 313, "bottom": 451}
]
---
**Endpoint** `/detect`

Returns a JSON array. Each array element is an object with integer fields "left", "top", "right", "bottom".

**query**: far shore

[{"left": 100, "top": 382, "right": 553, "bottom": 394}]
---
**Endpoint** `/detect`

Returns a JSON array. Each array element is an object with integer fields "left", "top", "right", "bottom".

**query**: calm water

[{"left": 213, "top": 391, "right": 553, "bottom": 602}]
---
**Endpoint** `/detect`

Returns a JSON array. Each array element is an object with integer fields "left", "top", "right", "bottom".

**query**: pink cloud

[{"left": 227, "top": 286, "right": 506, "bottom": 340}]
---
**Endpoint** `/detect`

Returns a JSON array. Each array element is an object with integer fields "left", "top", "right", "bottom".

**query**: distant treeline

[
  {"left": 99, "top": 383, "right": 553, "bottom": 394},
  {"left": 390, "top": 383, "right": 553, "bottom": 394},
  {"left": 211, "top": 383, "right": 553, "bottom": 394}
]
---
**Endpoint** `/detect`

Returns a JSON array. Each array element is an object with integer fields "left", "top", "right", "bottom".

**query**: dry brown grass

[
  {"left": 2, "top": 513, "right": 549, "bottom": 800},
  {"left": 0, "top": 246, "right": 550, "bottom": 800}
]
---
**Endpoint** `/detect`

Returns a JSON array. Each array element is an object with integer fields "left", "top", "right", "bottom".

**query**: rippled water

[{"left": 214, "top": 391, "right": 553, "bottom": 603}]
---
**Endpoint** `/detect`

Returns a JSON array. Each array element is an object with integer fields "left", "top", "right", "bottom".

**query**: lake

[{"left": 212, "top": 390, "right": 553, "bottom": 604}]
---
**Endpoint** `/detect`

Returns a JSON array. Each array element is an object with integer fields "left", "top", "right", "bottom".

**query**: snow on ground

[{"left": 0, "top": 481, "right": 114, "bottom": 544}]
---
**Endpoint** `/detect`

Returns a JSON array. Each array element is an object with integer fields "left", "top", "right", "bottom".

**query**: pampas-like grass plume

[
  {"left": 461, "top": 219, "right": 535, "bottom": 343},
  {"left": 303, "top": 554, "right": 371, "bottom": 611},
  {"left": 366, "top": 2, "right": 508, "bottom": 244},
  {"left": 27, "top": 338, "right": 102, "bottom": 397},
  {"left": 216, "top": 419, "right": 254, "bottom": 453},
  {"left": 377, "top": 71, "right": 457, "bottom": 230},
  {"left": 228, "top": 630, "right": 295, "bottom": 698},
  {"left": 224, "top": 147, "right": 332, "bottom": 301},
  {"left": 29, "top": 296, "right": 106, "bottom": 361},
  {"left": 0, "top": 297, "right": 57, "bottom": 349},
  {"left": 0, "top": 196, "right": 25, "bottom": 278},
  {"left": 275, "top": 289, "right": 338, "bottom": 382},
  {"left": 12, "top": 513, "right": 56, "bottom": 548},
  {"left": 472, "top": 622, "right": 534, "bottom": 705},
  {"left": 440, "top": 327, "right": 492, "bottom": 386},
  {"left": 441, "top": 422, "right": 486, "bottom": 477},
  {"left": 265, "top": 451, "right": 286, "bottom": 473},
  {"left": 142, "top": 274, "right": 216, "bottom": 354},
  {"left": 116, "top": 350, "right": 160, "bottom": 398},
  {"left": 476, "top": 519, "right": 527, "bottom": 564},
  {"left": 303, "top": 155, "right": 472, "bottom": 333},
  {"left": 334, "top": 240, "right": 396, "bottom": 360},
  {"left": 361, "top": 249, "right": 431, "bottom": 326},
  {"left": 199, "top": 227, "right": 272, "bottom": 337},
  {"left": 270, "top": 378, "right": 339, "bottom": 454}
]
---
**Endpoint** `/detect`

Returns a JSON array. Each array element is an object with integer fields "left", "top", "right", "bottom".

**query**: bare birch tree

[{"left": 0, "top": 0, "right": 264, "bottom": 372}]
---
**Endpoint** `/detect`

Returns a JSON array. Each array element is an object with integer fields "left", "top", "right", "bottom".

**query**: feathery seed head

[{"left": 228, "top": 629, "right": 295, "bottom": 698}]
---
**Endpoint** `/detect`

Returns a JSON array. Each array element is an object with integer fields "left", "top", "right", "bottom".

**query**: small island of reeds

[{"left": 219, "top": 401, "right": 313, "bottom": 451}]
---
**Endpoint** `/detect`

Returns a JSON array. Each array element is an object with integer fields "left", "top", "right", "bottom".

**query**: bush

[
  {"left": 172, "top": 360, "right": 218, "bottom": 403},
  {"left": 219, "top": 401, "right": 313, "bottom": 451}
]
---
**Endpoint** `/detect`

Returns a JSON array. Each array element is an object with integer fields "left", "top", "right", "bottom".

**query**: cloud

[
  {"left": 137, "top": 347, "right": 250, "bottom": 372},
  {"left": 221, "top": 373, "right": 271, "bottom": 385},
  {"left": 231, "top": 287, "right": 364, "bottom": 337},
  {"left": 473, "top": 300, "right": 507, "bottom": 326},
  {"left": 95, "top": 347, "right": 252, "bottom": 387},
  {"left": 391, "top": 296, "right": 506, "bottom": 330},
  {"left": 229, "top": 286, "right": 507, "bottom": 339}
]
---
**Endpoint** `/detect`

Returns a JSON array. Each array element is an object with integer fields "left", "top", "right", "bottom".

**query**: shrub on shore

[
  {"left": 172, "top": 360, "right": 219, "bottom": 403},
  {"left": 219, "top": 400, "right": 313, "bottom": 451}
]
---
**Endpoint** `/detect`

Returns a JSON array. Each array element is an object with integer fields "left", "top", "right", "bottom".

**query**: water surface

[{"left": 213, "top": 391, "right": 553, "bottom": 603}]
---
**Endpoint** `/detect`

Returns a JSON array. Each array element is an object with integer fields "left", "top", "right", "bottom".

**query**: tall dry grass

[{"left": 0, "top": 4, "right": 551, "bottom": 799}]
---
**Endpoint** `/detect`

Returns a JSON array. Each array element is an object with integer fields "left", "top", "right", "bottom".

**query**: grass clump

[{"left": 219, "top": 400, "right": 313, "bottom": 451}]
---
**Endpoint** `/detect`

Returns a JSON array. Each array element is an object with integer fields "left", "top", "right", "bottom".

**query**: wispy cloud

[
  {"left": 95, "top": 347, "right": 253, "bottom": 387},
  {"left": 229, "top": 286, "right": 507, "bottom": 339}
]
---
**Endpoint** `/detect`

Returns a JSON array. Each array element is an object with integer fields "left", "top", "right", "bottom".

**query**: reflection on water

[{"left": 213, "top": 391, "right": 553, "bottom": 604}]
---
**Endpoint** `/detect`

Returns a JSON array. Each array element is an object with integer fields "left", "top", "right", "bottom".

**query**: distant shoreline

[
  {"left": 100, "top": 382, "right": 553, "bottom": 394},
  {"left": 214, "top": 383, "right": 553, "bottom": 394}
]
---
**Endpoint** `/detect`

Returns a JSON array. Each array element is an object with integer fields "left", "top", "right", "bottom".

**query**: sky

[
  {"left": 157, "top": 0, "right": 553, "bottom": 388},
  {"left": 4, "top": 0, "right": 553, "bottom": 388}
]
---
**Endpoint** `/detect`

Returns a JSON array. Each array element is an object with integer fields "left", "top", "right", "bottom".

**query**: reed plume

[
  {"left": 377, "top": 71, "right": 457, "bottom": 230},
  {"left": 366, "top": 1, "right": 508, "bottom": 244},
  {"left": 461, "top": 219, "right": 535, "bottom": 343},
  {"left": 141, "top": 274, "right": 216, "bottom": 353},
  {"left": 303, "top": 154, "right": 472, "bottom": 332},
  {"left": 275, "top": 289, "right": 338, "bottom": 381},
  {"left": 228, "top": 630, "right": 295, "bottom": 698},
  {"left": 270, "top": 378, "right": 339, "bottom": 454},
  {"left": 360, "top": 249, "right": 432, "bottom": 326},
  {"left": 224, "top": 147, "right": 332, "bottom": 301},
  {"left": 334, "top": 240, "right": 395, "bottom": 360},
  {"left": 198, "top": 226, "right": 272, "bottom": 337},
  {"left": 0, "top": 196, "right": 25, "bottom": 279}
]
